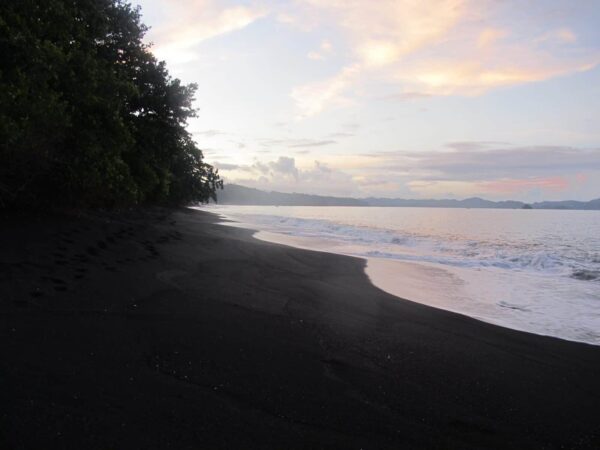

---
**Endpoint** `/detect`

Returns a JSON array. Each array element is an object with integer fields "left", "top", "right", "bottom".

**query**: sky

[{"left": 135, "top": 0, "right": 600, "bottom": 201}]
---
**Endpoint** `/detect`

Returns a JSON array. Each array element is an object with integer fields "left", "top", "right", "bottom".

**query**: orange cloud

[
  {"left": 477, "top": 28, "right": 508, "bottom": 49},
  {"left": 305, "top": 0, "right": 465, "bottom": 65},
  {"left": 289, "top": 0, "right": 599, "bottom": 115},
  {"left": 397, "top": 59, "right": 598, "bottom": 95}
]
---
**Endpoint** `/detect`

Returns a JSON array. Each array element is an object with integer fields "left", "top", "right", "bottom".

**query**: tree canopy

[{"left": 0, "top": 0, "right": 222, "bottom": 209}]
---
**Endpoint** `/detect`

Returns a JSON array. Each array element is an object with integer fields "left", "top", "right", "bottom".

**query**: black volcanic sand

[{"left": 1, "top": 208, "right": 599, "bottom": 449}]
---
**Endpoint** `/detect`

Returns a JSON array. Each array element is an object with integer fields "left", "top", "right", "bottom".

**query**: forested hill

[
  {"left": 215, "top": 185, "right": 367, "bottom": 206},
  {"left": 216, "top": 184, "right": 600, "bottom": 210},
  {"left": 0, "top": 0, "right": 221, "bottom": 209}
]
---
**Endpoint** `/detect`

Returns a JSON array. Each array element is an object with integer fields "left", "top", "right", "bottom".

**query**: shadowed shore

[{"left": 1, "top": 208, "right": 599, "bottom": 449}]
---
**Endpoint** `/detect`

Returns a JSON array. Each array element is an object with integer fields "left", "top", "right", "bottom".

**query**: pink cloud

[{"left": 477, "top": 176, "right": 569, "bottom": 194}]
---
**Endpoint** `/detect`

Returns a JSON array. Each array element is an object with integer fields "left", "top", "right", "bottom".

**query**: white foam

[
  {"left": 211, "top": 210, "right": 598, "bottom": 278},
  {"left": 365, "top": 258, "right": 600, "bottom": 345}
]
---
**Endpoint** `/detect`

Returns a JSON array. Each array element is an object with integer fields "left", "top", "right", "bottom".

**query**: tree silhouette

[{"left": 0, "top": 0, "right": 222, "bottom": 209}]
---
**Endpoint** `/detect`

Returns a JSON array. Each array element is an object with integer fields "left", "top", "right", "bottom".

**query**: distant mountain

[
  {"left": 216, "top": 184, "right": 366, "bottom": 206},
  {"left": 215, "top": 184, "right": 600, "bottom": 210},
  {"left": 364, "top": 196, "right": 525, "bottom": 209},
  {"left": 531, "top": 198, "right": 600, "bottom": 210}
]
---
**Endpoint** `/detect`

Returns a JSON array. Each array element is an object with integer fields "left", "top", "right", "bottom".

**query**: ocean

[{"left": 204, "top": 205, "right": 600, "bottom": 345}]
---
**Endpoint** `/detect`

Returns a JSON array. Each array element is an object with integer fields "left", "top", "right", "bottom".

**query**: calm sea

[{"left": 204, "top": 205, "right": 600, "bottom": 345}]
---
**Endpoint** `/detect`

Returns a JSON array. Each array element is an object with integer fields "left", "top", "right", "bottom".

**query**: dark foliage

[{"left": 0, "top": 0, "right": 222, "bottom": 209}]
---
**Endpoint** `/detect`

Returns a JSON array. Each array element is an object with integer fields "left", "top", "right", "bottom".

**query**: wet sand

[{"left": 1, "top": 208, "right": 599, "bottom": 449}]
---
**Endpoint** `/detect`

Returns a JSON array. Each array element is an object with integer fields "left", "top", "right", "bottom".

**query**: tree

[{"left": 0, "top": 0, "right": 221, "bottom": 209}]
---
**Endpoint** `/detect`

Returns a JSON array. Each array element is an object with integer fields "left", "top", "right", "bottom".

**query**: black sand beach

[{"left": 1, "top": 208, "right": 599, "bottom": 449}]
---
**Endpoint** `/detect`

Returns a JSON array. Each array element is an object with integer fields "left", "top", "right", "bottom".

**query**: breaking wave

[{"left": 229, "top": 213, "right": 600, "bottom": 281}]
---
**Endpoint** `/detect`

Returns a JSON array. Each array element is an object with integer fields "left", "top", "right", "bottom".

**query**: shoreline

[
  {"left": 2, "top": 207, "right": 600, "bottom": 448},
  {"left": 213, "top": 209, "right": 600, "bottom": 347}
]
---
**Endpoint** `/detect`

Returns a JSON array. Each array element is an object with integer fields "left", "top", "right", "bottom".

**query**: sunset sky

[{"left": 136, "top": 0, "right": 600, "bottom": 201}]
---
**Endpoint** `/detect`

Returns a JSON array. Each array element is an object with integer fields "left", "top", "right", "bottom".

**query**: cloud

[
  {"left": 477, "top": 28, "right": 508, "bottom": 49},
  {"left": 290, "top": 0, "right": 464, "bottom": 115},
  {"left": 477, "top": 176, "right": 570, "bottom": 194},
  {"left": 290, "top": 64, "right": 360, "bottom": 116},
  {"left": 224, "top": 156, "right": 301, "bottom": 179},
  {"left": 394, "top": 59, "right": 597, "bottom": 96},
  {"left": 342, "top": 122, "right": 360, "bottom": 131},
  {"left": 379, "top": 91, "right": 432, "bottom": 102},
  {"left": 445, "top": 141, "right": 510, "bottom": 151},
  {"left": 328, "top": 132, "right": 355, "bottom": 138},
  {"left": 269, "top": 156, "right": 299, "bottom": 179},
  {"left": 535, "top": 28, "right": 577, "bottom": 45},
  {"left": 216, "top": 145, "right": 600, "bottom": 200},
  {"left": 213, "top": 162, "right": 241, "bottom": 171},
  {"left": 343, "top": 145, "right": 600, "bottom": 199},
  {"left": 327, "top": 145, "right": 600, "bottom": 198},
  {"left": 407, "top": 176, "right": 574, "bottom": 198},
  {"left": 194, "top": 129, "right": 228, "bottom": 137},
  {"left": 304, "top": 0, "right": 464, "bottom": 66},
  {"left": 144, "top": 1, "right": 267, "bottom": 63},
  {"left": 308, "top": 39, "right": 333, "bottom": 60},
  {"left": 408, "top": 146, "right": 600, "bottom": 180},
  {"left": 288, "top": 140, "right": 336, "bottom": 148},
  {"left": 361, "top": 146, "right": 600, "bottom": 182},
  {"left": 220, "top": 156, "right": 362, "bottom": 196},
  {"left": 258, "top": 137, "right": 338, "bottom": 148},
  {"left": 286, "top": 0, "right": 599, "bottom": 115},
  {"left": 406, "top": 180, "right": 478, "bottom": 198},
  {"left": 354, "top": 175, "right": 403, "bottom": 194}
]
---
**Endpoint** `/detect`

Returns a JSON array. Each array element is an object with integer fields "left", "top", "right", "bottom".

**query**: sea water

[{"left": 203, "top": 205, "right": 600, "bottom": 345}]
